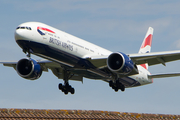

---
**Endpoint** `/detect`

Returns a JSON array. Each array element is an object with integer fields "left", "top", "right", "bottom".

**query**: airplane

[{"left": 1, "top": 22, "right": 180, "bottom": 95}]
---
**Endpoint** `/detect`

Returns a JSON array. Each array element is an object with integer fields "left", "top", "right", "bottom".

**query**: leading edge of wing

[
  {"left": 149, "top": 73, "right": 180, "bottom": 79},
  {"left": 0, "top": 61, "right": 17, "bottom": 67},
  {"left": 0, "top": 59, "right": 56, "bottom": 70},
  {"left": 0, "top": 60, "right": 18, "bottom": 70},
  {"left": 129, "top": 50, "right": 180, "bottom": 66},
  {"left": 0, "top": 59, "right": 52, "bottom": 66}
]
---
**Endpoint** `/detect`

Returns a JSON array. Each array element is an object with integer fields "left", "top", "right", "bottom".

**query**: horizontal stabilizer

[{"left": 149, "top": 73, "right": 180, "bottom": 79}]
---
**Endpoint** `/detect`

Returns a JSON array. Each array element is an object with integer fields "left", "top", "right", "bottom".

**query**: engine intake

[
  {"left": 107, "top": 52, "right": 137, "bottom": 75},
  {"left": 16, "top": 58, "right": 42, "bottom": 80}
]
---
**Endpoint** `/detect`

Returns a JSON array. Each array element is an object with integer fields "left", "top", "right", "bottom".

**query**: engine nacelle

[
  {"left": 16, "top": 58, "right": 42, "bottom": 80},
  {"left": 107, "top": 52, "right": 136, "bottom": 75}
]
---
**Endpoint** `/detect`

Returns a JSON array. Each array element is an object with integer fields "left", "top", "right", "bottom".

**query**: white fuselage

[{"left": 15, "top": 22, "right": 153, "bottom": 87}]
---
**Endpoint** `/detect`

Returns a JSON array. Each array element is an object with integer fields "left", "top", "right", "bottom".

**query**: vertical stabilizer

[
  {"left": 139, "top": 27, "right": 153, "bottom": 54},
  {"left": 138, "top": 27, "right": 154, "bottom": 69}
]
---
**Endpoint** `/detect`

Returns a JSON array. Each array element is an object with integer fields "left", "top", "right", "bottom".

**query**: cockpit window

[
  {"left": 26, "top": 27, "right": 31, "bottom": 30},
  {"left": 16, "top": 26, "right": 32, "bottom": 30}
]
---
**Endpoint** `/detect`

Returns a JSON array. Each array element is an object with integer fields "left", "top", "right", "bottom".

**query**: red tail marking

[
  {"left": 141, "top": 34, "right": 152, "bottom": 48},
  {"left": 140, "top": 64, "right": 147, "bottom": 70}
]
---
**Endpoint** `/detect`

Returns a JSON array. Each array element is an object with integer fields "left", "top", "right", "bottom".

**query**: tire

[
  {"left": 114, "top": 87, "right": 118, "bottom": 92},
  {"left": 120, "top": 85, "right": 125, "bottom": 92},
  {"left": 58, "top": 83, "right": 63, "bottom": 90},
  {"left": 109, "top": 81, "right": 113, "bottom": 87},
  {"left": 70, "top": 88, "right": 75, "bottom": 94},
  {"left": 64, "top": 90, "right": 68, "bottom": 95}
]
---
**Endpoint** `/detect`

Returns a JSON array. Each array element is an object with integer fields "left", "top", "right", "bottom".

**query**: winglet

[{"left": 139, "top": 27, "right": 154, "bottom": 70}]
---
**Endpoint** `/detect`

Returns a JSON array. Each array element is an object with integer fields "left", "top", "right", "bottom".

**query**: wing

[
  {"left": 86, "top": 50, "right": 180, "bottom": 69},
  {"left": 129, "top": 50, "right": 180, "bottom": 66},
  {"left": 0, "top": 61, "right": 17, "bottom": 68},
  {"left": 0, "top": 59, "right": 83, "bottom": 81},
  {"left": 0, "top": 59, "right": 57, "bottom": 71}
]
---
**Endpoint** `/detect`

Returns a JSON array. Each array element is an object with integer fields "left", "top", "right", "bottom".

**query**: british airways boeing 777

[{"left": 1, "top": 22, "right": 180, "bottom": 95}]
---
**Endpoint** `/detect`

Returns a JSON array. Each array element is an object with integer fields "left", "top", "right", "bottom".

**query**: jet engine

[
  {"left": 16, "top": 58, "right": 42, "bottom": 80},
  {"left": 107, "top": 52, "right": 138, "bottom": 75}
]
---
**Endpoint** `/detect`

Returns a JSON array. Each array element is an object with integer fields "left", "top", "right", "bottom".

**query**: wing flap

[{"left": 50, "top": 68, "right": 83, "bottom": 81}]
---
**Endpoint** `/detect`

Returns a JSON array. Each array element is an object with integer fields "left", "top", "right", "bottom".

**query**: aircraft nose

[
  {"left": 14, "top": 28, "right": 24, "bottom": 41},
  {"left": 14, "top": 26, "right": 32, "bottom": 41}
]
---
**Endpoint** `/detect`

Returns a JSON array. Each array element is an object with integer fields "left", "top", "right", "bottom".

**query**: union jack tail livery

[{"left": 139, "top": 27, "right": 154, "bottom": 70}]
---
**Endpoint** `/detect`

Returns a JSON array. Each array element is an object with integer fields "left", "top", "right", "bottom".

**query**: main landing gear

[
  {"left": 109, "top": 80, "right": 125, "bottom": 92},
  {"left": 58, "top": 82, "right": 75, "bottom": 95},
  {"left": 58, "top": 70, "right": 75, "bottom": 95}
]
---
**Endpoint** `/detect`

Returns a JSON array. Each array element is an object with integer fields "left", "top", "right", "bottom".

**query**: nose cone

[
  {"left": 14, "top": 26, "right": 33, "bottom": 42},
  {"left": 14, "top": 26, "right": 34, "bottom": 51},
  {"left": 14, "top": 29, "right": 25, "bottom": 41}
]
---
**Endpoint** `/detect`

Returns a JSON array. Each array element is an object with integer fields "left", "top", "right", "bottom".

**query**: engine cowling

[
  {"left": 107, "top": 52, "right": 135, "bottom": 75},
  {"left": 16, "top": 58, "right": 42, "bottom": 80}
]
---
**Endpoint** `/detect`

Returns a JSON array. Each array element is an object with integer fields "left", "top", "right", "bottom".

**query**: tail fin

[
  {"left": 138, "top": 27, "right": 153, "bottom": 54},
  {"left": 139, "top": 27, "right": 154, "bottom": 70}
]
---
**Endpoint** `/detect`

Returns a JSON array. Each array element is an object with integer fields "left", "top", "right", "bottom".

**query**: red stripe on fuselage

[
  {"left": 37, "top": 26, "right": 55, "bottom": 33},
  {"left": 141, "top": 34, "right": 152, "bottom": 48}
]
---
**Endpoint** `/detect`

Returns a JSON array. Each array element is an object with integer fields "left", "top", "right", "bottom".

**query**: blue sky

[{"left": 0, "top": 0, "right": 180, "bottom": 115}]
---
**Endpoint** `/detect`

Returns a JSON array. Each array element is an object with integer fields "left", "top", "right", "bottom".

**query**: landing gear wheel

[
  {"left": 58, "top": 83, "right": 63, "bottom": 90},
  {"left": 58, "top": 82, "right": 75, "bottom": 95},
  {"left": 58, "top": 70, "right": 76, "bottom": 95},
  {"left": 109, "top": 81, "right": 113, "bottom": 87},
  {"left": 70, "top": 88, "right": 75, "bottom": 94},
  {"left": 114, "top": 87, "right": 118, "bottom": 92},
  {"left": 120, "top": 84, "right": 125, "bottom": 92},
  {"left": 64, "top": 90, "right": 68, "bottom": 95},
  {"left": 109, "top": 80, "right": 125, "bottom": 92}
]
